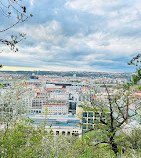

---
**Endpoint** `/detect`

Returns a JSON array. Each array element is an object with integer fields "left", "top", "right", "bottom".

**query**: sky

[{"left": 0, "top": 0, "right": 141, "bottom": 72}]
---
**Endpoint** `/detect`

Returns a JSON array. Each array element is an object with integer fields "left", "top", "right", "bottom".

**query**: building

[{"left": 28, "top": 109, "right": 82, "bottom": 137}]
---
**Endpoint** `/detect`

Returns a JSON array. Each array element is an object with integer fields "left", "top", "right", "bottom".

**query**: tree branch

[
  {"left": 115, "top": 101, "right": 125, "bottom": 120},
  {"left": 94, "top": 141, "right": 108, "bottom": 146},
  {"left": 116, "top": 119, "right": 127, "bottom": 128},
  {"left": 0, "top": 20, "right": 20, "bottom": 32},
  {"left": 103, "top": 83, "right": 114, "bottom": 131},
  {"left": 100, "top": 117, "right": 108, "bottom": 125}
]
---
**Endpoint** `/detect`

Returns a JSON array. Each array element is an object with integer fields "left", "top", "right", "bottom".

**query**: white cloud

[
  {"left": 0, "top": 52, "right": 30, "bottom": 58},
  {"left": 1, "top": 0, "right": 140, "bottom": 72},
  {"left": 12, "top": 19, "right": 141, "bottom": 72},
  {"left": 65, "top": 0, "right": 125, "bottom": 14},
  {"left": 19, "top": 21, "right": 64, "bottom": 44},
  {"left": 66, "top": 0, "right": 140, "bottom": 25},
  {"left": 29, "top": 0, "right": 34, "bottom": 6},
  {"left": 65, "top": 0, "right": 104, "bottom": 15}
]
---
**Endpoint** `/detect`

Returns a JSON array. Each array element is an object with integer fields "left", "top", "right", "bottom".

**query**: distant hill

[{"left": 0, "top": 71, "right": 132, "bottom": 79}]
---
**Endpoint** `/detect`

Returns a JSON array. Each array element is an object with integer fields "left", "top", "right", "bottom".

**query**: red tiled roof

[
  {"left": 92, "top": 95, "right": 97, "bottom": 98},
  {"left": 46, "top": 88, "right": 66, "bottom": 90},
  {"left": 136, "top": 91, "right": 141, "bottom": 93}
]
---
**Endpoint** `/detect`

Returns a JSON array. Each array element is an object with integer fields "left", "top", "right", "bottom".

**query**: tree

[
  {"left": 128, "top": 53, "right": 141, "bottom": 85},
  {"left": 81, "top": 83, "right": 139, "bottom": 156},
  {"left": 131, "top": 69, "right": 141, "bottom": 84},
  {"left": 0, "top": 120, "right": 45, "bottom": 157},
  {"left": 118, "top": 128, "right": 141, "bottom": 151},
  {"left": 128, "top": 53, "right": 141, "bottom": 67},
  {"left": 0, "top": 82, "right": 26, "bottom": 130},
  {"left": 0, "top": 0, "right": 32, "bottom": 67}
]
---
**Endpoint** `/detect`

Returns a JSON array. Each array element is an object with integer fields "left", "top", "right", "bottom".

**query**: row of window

[
  {"left": 47, "top": 106, "right": 67, "bottom": 108},
  {"left": 0, "top": 107, "right": 13, "bottom": 112},
  {"left": 48, "top": 109, "right": 67, "bottom": 111},
  {"left": 29, "top": 110, "right": 68, "bottom": 115},
  {"left": 83, "top": 118, "right": 101, "bottom": 123},
  {"left": 83, "top": 112, "right": 105, "bottom": 117},
  {"left": 83, "top": 124, "right": 94, "bottom": 130},
  {"left": 55, "top": 131, "right": 79, "bottom": 136},
  {"left": 30, "top": 110, "right": 41, "bottom": 114},
  {"left": 48, "top": 112, "right": 67, "bottom": 115}
]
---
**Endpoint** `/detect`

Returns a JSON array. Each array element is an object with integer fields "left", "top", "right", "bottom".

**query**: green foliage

[
  {"left": 0, "top": 120, "right": 141, "bottom": 157},
  {"left": 123, "top": 82, "right": 130, "bottom": 90},
  {"left": 0, "top": 121, "right": 44, "bottom": 158},
  {"left": 132, "top": 69, "right": 141, "bottom": 85},
  {"left": 128, "top": 53, "right": 141, "bottom": 67},
  {"left": 117, "top": 128, "right": 141, "bottom": 151},
  {"left": 137, "top": 85, "right": 141, "bottom": 91},
  {"left": 128, "top": 54, "right": 141, "bottom": 85}
]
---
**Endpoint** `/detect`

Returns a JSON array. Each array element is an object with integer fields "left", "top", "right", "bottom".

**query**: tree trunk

[
  {"left": 110, "top": 136, "right": 119, "bottom": 156},
  {"left": 111, "top": 142, "right": 118, "bottom": 156}
]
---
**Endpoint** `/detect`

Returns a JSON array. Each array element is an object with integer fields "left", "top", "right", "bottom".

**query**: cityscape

[
  {"left": 0, "top": 0, "right": 141, "bottom": 157},
  {"left": 0, "top": 71, "right": 140, "bottom": 136}
]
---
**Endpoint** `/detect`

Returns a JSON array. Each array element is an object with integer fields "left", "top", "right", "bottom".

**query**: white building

[{"left": 42, "top": 103, "right": 68, "bottom": 115}]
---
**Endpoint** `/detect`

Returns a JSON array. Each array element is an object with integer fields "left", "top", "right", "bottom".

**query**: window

[
  {"left": 62, "top": 131, "right": 65, "bottom": 135},
  {"left": 83, "top": 118, "right": 87, "bottom": 123},
  {"left": 95, "top": 112, "right": 99, "bottom": 117},
  {"left": 83, "top": 125, "right": 86, "bottom": 130},
  {"left": 83, "top": 112, "right": 87, "bottom": 117},
  {"left": 94, "top": 119, "right": 99, "bottom": 123},
  {"left": 67, "top": 131, "right": 70, "bottom": 135},
  {"left": 101, "top": 112, "right": 105, "bottom": 117},
  {"left": 56, "top": 131, "right": 59, "bottom": 135},
  {"left": 88, "top": 112, "right": 93, "bottom": 117},
  {"left": 88, "top": 118, "right": 93, "bottom": 123},
  {"left": 88, "top": 124, "right": 93, "bottom": 129}
]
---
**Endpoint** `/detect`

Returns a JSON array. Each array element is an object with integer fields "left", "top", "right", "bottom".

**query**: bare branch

[
  {"left": 126, "top": 96, "right": 129, "bottom": 120},
  {"left": 0, "top": 6, "right": 9, "bottom": 17},
  {"left": 0, "top": 0, "right": 31, "bottom": 32},
  {"left": 115, "top": 101, "right": 125, "bottom": 120},
  {"left": 94, "top": 141, "right": 108, "bottom": 146},
  {"left": 100, "top": 117, "right": 108, "bottom": 125},
  {"left": 84, "top": 128, "right": 94, "bottom": 134},
  {"left": 103, "top": 83, "right": 114, "bottom": 130},
  {"left": 0, "top": 1, "right": 8, "bottom": 8},
  {"left": 116, "top": 119, "right": 127, "bottom": 128},
  {"left": 0, "top": 20, "right": 20, "bottom": 32}
]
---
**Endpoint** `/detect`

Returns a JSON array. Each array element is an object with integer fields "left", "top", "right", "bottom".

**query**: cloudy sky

[{"left": 0, "top": 0, "right": 141, "bottom": 72}]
